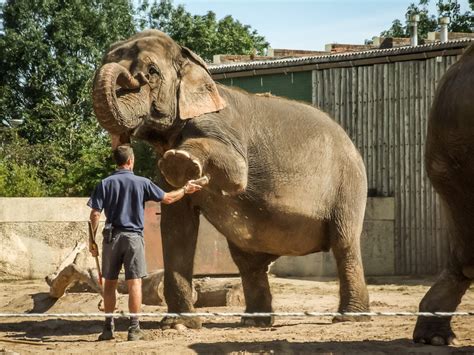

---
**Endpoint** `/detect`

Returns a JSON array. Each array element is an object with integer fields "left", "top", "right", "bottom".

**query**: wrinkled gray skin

[
  {"left": 93, "top": 30, "right": 369, "bottom": 329},
  {"left": 413, "top": 45, "right": 474, "bottom": 346}
]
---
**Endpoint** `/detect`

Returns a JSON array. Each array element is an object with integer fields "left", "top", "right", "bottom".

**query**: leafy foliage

[
  {"left": 138, "top": 0, "right": 269, "bottom": 61},
  {"left": 0, "top": 0, "right": 267, "bottom": 196},
  {"left": 381, "top": 0, "right": 473, "bottom": 38}
]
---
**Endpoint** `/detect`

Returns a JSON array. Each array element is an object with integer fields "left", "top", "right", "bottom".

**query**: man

[{"left": 87, "top": 145, "right": 202, "bottom": 341}]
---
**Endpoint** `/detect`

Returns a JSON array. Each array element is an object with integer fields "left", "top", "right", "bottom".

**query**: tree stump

[{"left": 194, "top": 278, "right": 244, "bottom": 307}]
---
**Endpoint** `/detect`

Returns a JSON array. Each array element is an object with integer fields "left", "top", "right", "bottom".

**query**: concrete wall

[{"left": 0, "top": 197, "right": 394, "bottom": 280}]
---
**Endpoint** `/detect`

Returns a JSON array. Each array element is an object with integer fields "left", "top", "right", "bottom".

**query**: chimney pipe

[
  {"left": 439, "top": 16, "right": 450, "bottom": 43},
  {"left": 409, "top": 14, "right": 420, "bottom": 46}
]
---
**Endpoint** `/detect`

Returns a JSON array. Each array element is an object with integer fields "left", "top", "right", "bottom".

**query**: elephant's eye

[{"left": 149, "top": 65, "right": 161, "bottom": 76}]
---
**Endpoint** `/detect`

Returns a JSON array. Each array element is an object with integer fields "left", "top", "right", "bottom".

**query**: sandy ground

[{"left": 0, "top": 277, "right": 473, "bottom": 354}]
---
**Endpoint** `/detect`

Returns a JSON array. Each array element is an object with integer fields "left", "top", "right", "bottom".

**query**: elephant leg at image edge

[
  {"left": 330, "top": 220, "right": 371, "bottom": 323},
  {"left": 159, "top": 197, "right": 202, "bottom": 329},
  {"left": 227, "top": 241, "right": 278, "bottom": 327},
  {"left": 413, "top": 261, "right": 471, "bottom": 346}
]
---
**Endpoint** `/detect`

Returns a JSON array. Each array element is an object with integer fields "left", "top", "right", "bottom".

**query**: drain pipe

[
  {"left": 409, "top": 14, "right": 420, "bottom": 46},
  {"left": 439, "top": 16, "right": 450, "bottom": 43}
]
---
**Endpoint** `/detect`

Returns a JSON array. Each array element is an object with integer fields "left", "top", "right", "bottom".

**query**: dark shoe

[
  {"left": 127, "top": 326, "right": 145, "bottom": 341},
  {"left": 98, "top": 324, "right": 115, "bottom": 341}
]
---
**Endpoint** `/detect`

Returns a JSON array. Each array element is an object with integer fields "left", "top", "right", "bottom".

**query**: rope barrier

[{"left": 0, "top": 311, "right": 473, "bottom": 318}]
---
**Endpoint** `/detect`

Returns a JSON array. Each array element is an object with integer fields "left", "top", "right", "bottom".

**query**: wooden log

[
  {"left": 46, "top": 257, "right": 243, "bottom": 307},
  {"left": 193, "top": 278, "right": 244, "bottom": 307},
  {"left": 45, "top": 241, "right": 86, "bottom": 285},
  {"left": 46, "top": 264, "right": 102, "bottom": 298}
]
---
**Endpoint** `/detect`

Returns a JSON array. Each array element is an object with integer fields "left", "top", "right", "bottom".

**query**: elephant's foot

[
  {"left": 241, "top": 315, "right": 274, "bottom": 327},
  {"left": 159, "top": 315, "right": 202, "bottom": 330},
  {"left": 158, "top": 149, "right": 202, "bottom": 187},
  {"left": 413, "top": 317, "right": 458, "bottom": 346},
  {"left": 332, "top": 304, "right": 371, "bottom": 323},
  {"left": 332, "top": 314, "right": 371, "bottom": 323}
]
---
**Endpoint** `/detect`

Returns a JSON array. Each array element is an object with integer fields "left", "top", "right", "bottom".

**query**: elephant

[
  {"left": 413, "top": 45, "right": 474, "bottom": 345},
  {"left": 92, "top": 29, "right": 370, "bottom": 329}
]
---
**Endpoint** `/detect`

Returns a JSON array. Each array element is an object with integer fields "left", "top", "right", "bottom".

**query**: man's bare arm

[{"left": 161, "top": 181, "right": 203, "bottom": 205}]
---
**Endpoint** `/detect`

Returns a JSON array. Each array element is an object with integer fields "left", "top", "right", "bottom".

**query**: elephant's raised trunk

[{"left": 92, "top": 62, "right": 150, "bottom": 135}]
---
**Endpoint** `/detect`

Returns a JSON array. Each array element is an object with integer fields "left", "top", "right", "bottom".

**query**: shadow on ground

[
  {"left": 189, "top": 339, "right": 474, "bottom": 354},
  {"left": 30, "top": 293, "right": 58, "bottom": 313},
  {"left": 0, "top": 319, "right": 131, "bottom": 340}
]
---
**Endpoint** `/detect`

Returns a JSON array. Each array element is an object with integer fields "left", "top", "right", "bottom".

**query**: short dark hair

[{"left": 113, "top": 145, "right": 134, "bottom": 166}]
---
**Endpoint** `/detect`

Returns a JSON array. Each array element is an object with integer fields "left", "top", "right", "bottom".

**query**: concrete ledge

[
  {"left": 364, "top": 197, "right": 394, "bottom": 220},
  {"left": 0, "top": 198, "right": 105, "bottom": 222},
  {"left": 0, "top": 197, "right": 395, "bottom": 279}
]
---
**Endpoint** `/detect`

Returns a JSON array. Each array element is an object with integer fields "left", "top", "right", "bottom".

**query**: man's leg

[
  {"left": 127, "top": 278, "right": 142, "bottom": 329},
  {"left": 124, "top": 233, "right": 147, "bottom": 341},
  {"left": 99, "top": 279, "right": 118, "bottom": 340}
]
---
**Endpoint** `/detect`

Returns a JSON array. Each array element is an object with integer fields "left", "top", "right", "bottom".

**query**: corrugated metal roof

[{"left": 208, "top": 39, "right": 473, "bottom": 74}]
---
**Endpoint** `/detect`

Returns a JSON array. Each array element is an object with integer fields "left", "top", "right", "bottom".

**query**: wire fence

[{"left": 0, "top": 311, "right": 473, "bottom": 319}]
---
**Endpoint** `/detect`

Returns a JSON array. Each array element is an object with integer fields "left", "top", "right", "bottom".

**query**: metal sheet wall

[{"left": 311, "top": 55, "right": 460, "bottom": 274}]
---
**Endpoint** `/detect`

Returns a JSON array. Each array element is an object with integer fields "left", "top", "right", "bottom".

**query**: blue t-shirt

[{"left": 87, "top": 169, "right": 165, "bottom": 233}]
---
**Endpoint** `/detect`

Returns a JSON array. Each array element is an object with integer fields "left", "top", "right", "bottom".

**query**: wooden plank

[
  {"left": 323, "top": 69, "right": 330, "bottom": 113},
  {"left": 351, "top": 67, "right": 358, "bottom": 144},
  {"left": 383, "top": 64, "right": 390, "bottom": 196},
  {"left": 433, "top": 57, "right": 442, "bottom": 271},
  {"left": 362, "top": 66, "right": 369, "bottom": 175},
  {"left": 366, "top": 65, "right": 373, "bottom": 191},
  {"left": 317, "top": 70, "right": 324, "bottom": 109},
  {"left": 357, "top": 67, "right": 364, "bottom": 153},
  {"left": 397, "top": 61, "right": 405, "bottom": 273},
  {"left": 377, "top": 64, "right": 385, "bottom": 195},
  {"left": 419, "top": 59, "right": 428, "bottom": 273},
  {"left": 312, "top": 70, "right": 317, "bottom": 106},
  {"left": 414, "top": 60, "right": 423, "bottom": 273},
  {"left": 404, "top": 61, "right": 412, "bottom": 274},
  {"left": 334, "top": 68, "right": 341, "bottom": 125},
  {"left": 425, "top": 58, "right": 433, "bottom": 274},
  {"left": 345, "top": 67, "right": 351, "bottom": 132}
]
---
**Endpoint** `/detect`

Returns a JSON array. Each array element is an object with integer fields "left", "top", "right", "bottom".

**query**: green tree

[
  {"left": 138, "top": 0, "right": 268, "bottom": 61},
  {"left": 0, "top": 0, "right": 269, "bottom": 196},
  {"left": 0, "top": 0, "right": 135, "bottom": 196},
  {"left": 381, "top": 0, "right": 473, "bottom": 39}
]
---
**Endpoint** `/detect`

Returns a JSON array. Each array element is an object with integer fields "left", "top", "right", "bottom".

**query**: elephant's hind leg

[
  {"left": 330, "top": 215, "right": 370, "bottom": 323},
  {"left": 227, "top": 241, "right": 278, "bottom": 327},
  {"left": 413, "top": 261, "right": 471, "bottom": 346}
]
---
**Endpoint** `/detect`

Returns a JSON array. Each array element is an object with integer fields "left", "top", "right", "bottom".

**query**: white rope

[{"left": 0, "top": 311, "right": 473, "bottom": 318}]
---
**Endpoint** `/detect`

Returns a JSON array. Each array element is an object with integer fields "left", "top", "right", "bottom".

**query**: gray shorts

[{"left": 102, "top": 230, "right": 147, "bottom": 280}]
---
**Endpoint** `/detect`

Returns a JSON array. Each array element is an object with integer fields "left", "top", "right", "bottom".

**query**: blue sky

[{"left": 173, "top": 0, "right": 471, "bottom": 50}]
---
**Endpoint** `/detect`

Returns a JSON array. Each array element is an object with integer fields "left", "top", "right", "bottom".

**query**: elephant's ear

[{"left": 178, "top": 46, "right": 226, "bottom": 120}]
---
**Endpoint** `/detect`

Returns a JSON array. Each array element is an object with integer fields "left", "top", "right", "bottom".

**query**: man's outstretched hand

[
  {"left": 183, "top": 180, "right": 204, "bottom": 194},
  {"left": 184, "top": 176, "right": 210, "bottom": 194}
]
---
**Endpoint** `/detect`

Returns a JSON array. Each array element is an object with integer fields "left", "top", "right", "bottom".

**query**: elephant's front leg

[
  {"left": 158, "top": 137, "right": 247, "bottom": 194},
  {"left": 413, "top": 262, "right": 471, "bottom": 345},
  {"left": 160, "top": 196, "right": 201, "bottom": 329},
  {"left": 227, "top": 241, "right": 278, "bottom": 327}
]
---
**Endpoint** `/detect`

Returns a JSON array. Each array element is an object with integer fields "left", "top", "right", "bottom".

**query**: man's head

[{"left": 113, "top": 145, "right": 134, "bottom": 170}]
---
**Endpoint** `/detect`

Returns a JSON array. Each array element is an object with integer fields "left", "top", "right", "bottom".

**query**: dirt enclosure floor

[{"left": 0, "top": 277, "right": 473, "bottom": 354}]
